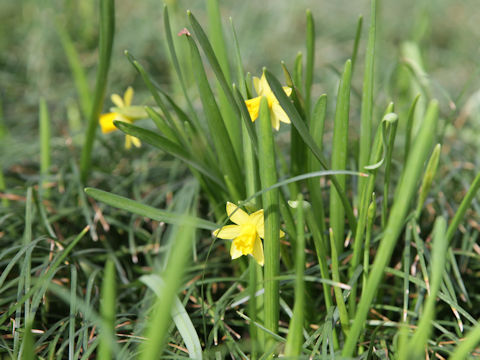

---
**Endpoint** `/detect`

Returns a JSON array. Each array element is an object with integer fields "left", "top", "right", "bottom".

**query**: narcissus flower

[
  {"left": 245, "top": 73, "right": 292, "bottom": 131},
  {"left": 99, "top": 87, "right": 146, "bottom": 149},
  {"left": 213, "top": 202, "right": 285, "bottom": 266}
]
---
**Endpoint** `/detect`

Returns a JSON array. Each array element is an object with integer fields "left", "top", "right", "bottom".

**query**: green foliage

[
  {"left": 80, "top": 0, "right": 115, "bottom": 183},
  {"left": 3, "top": 0, "right": 480, "bottom": 358}
]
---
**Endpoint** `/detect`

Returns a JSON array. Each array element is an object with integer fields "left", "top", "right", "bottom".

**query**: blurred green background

[{"left": 1, "top": 0, "right": 479, "bottom": 174}]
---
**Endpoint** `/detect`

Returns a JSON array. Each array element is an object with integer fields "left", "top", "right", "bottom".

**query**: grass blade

[
  {"left": 329, "top": 228, "right": 350, "bottom": 337},
  {"left": 184, "top": 33, "right": 244, "bottom": 197},
  {"left": 358, "top": 0, "right": 377, "bottom": 200},
  {"left": 144, "top": 106, "right": 179, "bottom": 144},
  {"left": 307, "top": 95, "right": 327, "bottom": 236},
  {"left": 446, "top": 171, "right": 480, "bottom": 244},
  {"left": 351, "top": 15, "right": 363, "bottom": 73},
  {"left": 163, "top": 5, "right": 198, "bottom": 124},
  {"left": 141, "top": 274, "right": 203, "bottom": 360},
  {"left": 139, "top": 218, "right": 196, "bottom": 360},
  {"left": 187, "top": 11, "right": 239, "bottom": 115},
  {"left": 258, "top": 96, "right": 280, "bottom": 342},
  {"left": 348, "top": 105, "right": 394, "bottom": 314},
  {"left": 343, "top": 100, "right": 439, "bottom": 356},
  {"left": 33, "top": 188, "right": 57, "bottom": 239},
  {"left": 363, "top": 193, "right": 376, "bottom": 288},
  {"left": 286, "top": 62, "right": 308, "bottom": 198},
  {"left": 305, "top": 9, "right": 315, "bottom": 119},
  {"left": 68, "top": 265, "right": 77, "bottom": 360},
  {"left": 404, "top": 94, "right": 421, "bottom": 164},
  {"left": 188, "top": 11, "right": 243, "bottom": 159},
  {"left": 405, "top": 217, "right": 447, "bottom": 358},
  {"left": 84, "top": 187, "right": 217, "bottom": 230},
  {"left": 330, "top": 59, "right": 352, "bottom": 253},
  {"left": 113, "top": 120, "right": 224, "bottom": 188},
  {"left": 305, "top": 207, "right": 333, "bottom": 302},
  {"left": 206, "top": 0, "right": 231, "bottom": 82},
  {"left": 381, "top": 112, "right": 398, "bottom": 227},
  {"left": 415, "top": 143, "right": 441, "bottom": 218},
  {"left": 450, "top": 322, "right": 480, "bottom": 360},
  {"left": 17, "top": 187, "right": 34, "bottom": 358},
  {"left": 80, "top": 0, "right": 115, "bottom": 183},
  {"left": 39, "top": 99, "right": 51, "bottom": 196},
  {"left": 230, "top": 18, "right": 246, "bottom": 95},
  {"left": 124, "top": 52, "right": 183, "bottom": 144},
  {"left": 97, "top": 260, "right": 116, "bottom": 360},
  {"left": 22, "top": 320, "right": 35, "bottom": 360},
  {"left": 294, "top": 52, "right": 303, "bottom": 88},
  {"left": 0, "top": 226, "right": 89, "bottom": 326},
  {"left": 264, "top": 69, "right": 357, "bottom": 232},
  {"left": 284, "top": 195, "right": 306, "bottom": 357}
]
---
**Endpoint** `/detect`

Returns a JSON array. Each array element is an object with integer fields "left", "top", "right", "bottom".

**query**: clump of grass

[{"left": 2, "top": 0, "right": 480, "bottom": 359}]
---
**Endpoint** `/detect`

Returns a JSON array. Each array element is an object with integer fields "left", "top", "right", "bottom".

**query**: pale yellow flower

[
  {"left": 213, "top": 202, "right": 285, "bottom": 266},
  {"left": 99, "top": 87, "right": 144, "bottom": 149},
  {"left": 244, "top": 73, "right": 292, "bottom": 130}
]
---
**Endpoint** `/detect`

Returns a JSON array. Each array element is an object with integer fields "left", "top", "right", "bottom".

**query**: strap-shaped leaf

[
  {"left": 85, "top": 187, "right": 217, "bottom": 231},
  {"left": 233, "top": 85, "right": 258, "bottom": 152},
  {"left": 358, "top": 0, "right": 377, "bottom": 197},
  {"left": 80, "top": 0, "right": 115, "bottom": 183},
  {"left": 343, "top": 100, "right": 439, "bottom": 356},
  {"left": 125, "top": 51, "right": 182, "bottom": 142},
  {"left": 264, "top": 69, "right": 357, "bottom": 231},
  {"left": 185, "top": 34, "right": 244, "bottom": 196},
  {"left": 188, "top": 11, "right": 244, "bottom": 163},
  {"left": 330, "top": 59, "right": 352, "bottom": 252},
  {"left": 163, "top": 5, "right": 198, "bottom": 125},
  {"left": 114, "top": 121, "right": 224, "bottom": 188},
  {"left": 188, "top": 11, "right": 239, "bottom": 115},
  {"left": 141, "top": 274, "right": 203, "bottom": 360},
  {"left": 305, "top": 9, "right": 315, "bottom": 118}
]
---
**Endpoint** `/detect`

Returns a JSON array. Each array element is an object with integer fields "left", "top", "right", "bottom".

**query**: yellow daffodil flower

[
  {"left": 99, "top": 87, "right": 145, "bottom": 149},
  {"left": 245, "top": 73, "right": 292, "bottom": 131},
  {"left": 213, "top": 202, "right": 285, "bottom": 266}
]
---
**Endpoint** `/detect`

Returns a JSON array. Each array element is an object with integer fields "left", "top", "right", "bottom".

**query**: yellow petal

[
  {"left": 283, "top": 86, "right": 292, "bottom": 97},
  {"left": 272, "top": 102, "right": 291, "bottom": 126},
  {"left": 230, "top": 241, "right": 243, "bottom": 260},
  {"left": 226, "top": 202, "right": 250, "bottom": 225},
  {"left": 124, "top": 86, "right": 134, "bottom": 106},
  {"left": 213, "top": 225, "right": 241, "bottom": 239},
  {"left": 245, "top": 97, "right": 261, "bottom": 122},
  {"left": 99, "top": 113, "right": 119, "bottom": 133},
  {"left": 252, "top": 235, "right": 264, "bottom": 266},
  {"left": 270, "top": 108, "right": 281, "bottom": 131},
  {"left": 259, "top": 73, "right": 271, "bottom": 96},
  {"left": 131, "top": 136, "right": 141, "bottom": 148},
  {"left": 250, "top": 209, "right": 264, "bottom": 238},
  {"left": 280, "top": 229, "right": 285, "bottom": 238},
  {"left": 111, "top": 93, "right": 124, "bottom": 108},
  {"left": 125, "top": 135, "right": 132, "bottom": 149},
  {"left": 253, "top": 76, "right": 261, "bottom": 95}
]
